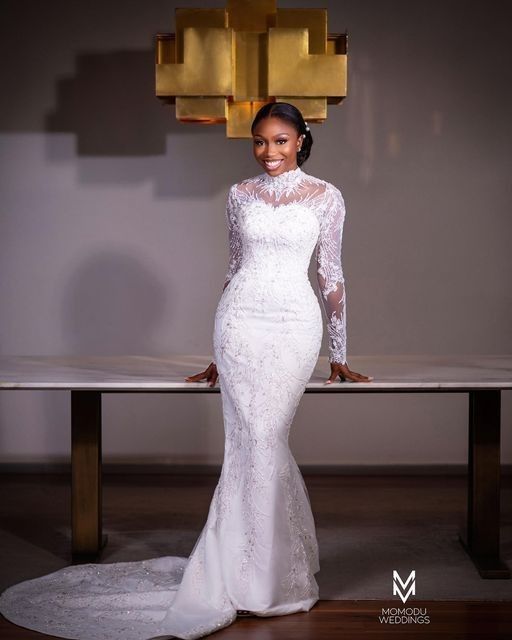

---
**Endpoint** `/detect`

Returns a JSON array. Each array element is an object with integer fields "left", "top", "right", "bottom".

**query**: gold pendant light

[{"left": 155, "top": 0, "right": 348, "bottom": 138}]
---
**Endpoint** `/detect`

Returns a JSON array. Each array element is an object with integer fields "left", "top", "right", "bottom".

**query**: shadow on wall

[
  {"left": 62, "top": 250, "right": 168, "bottom": 354},
  {"left": 46, "top": 50, "right": 183, "bottom": 157},
  {"left": 41, "top": 49, "right": 253, "bottom": 194}
]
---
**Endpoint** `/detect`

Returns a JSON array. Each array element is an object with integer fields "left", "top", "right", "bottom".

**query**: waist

[
  {"left": 237, "top": 262, "right": 308, "bottom": 281},
  {"left": 220, "top": 270, "right": 320, "bottom": 312}
]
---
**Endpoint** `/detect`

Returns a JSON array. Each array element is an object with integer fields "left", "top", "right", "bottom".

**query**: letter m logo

[{"left": 393, "top": 570, "right": 415, "bottom": 603}]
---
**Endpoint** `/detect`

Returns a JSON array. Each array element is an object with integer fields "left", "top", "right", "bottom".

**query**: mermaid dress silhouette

[{"left": 0, "top": 165, "right": 347, "bottom": 639}]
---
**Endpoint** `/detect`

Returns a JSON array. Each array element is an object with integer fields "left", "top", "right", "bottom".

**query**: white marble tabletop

[{"left": 0, "top": 355, "right": 510, "bottom": 391}]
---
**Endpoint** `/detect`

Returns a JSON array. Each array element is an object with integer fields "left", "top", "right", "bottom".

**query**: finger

[
  {"left": 325, "top": 369, "right": 341, "bottom": 384},
  {"left": 185, "top": 371, "right": 206, "bottom": 382},
  {"left": 352, "top": 371, "right": 373, "bottom": 382},
  {"left": 345, "top": 371, "right": 373, "bottom": 382}
]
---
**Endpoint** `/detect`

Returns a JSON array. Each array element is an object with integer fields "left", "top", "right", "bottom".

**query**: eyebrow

[{"left": 253, "top": 133, "right": 290, "bottom": 139}]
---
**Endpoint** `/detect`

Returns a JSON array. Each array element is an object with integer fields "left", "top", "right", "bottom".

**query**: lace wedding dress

[{"left": 0, "top": 165, "right": 347, "bottom": 639}]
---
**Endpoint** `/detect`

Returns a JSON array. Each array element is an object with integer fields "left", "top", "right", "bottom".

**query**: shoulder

[
  {"left": 323, "top": 182, "right": 345, "bottom": 214},
  {"left": 327, "top": 182, "right": 345, "bottom": 209},
  {"left": 224, "top": 179, "right": 256, "bottom": 219},
  {"left": 303, "top": 176, "right": 345, "bottom": 233},
  {"left": 231, "top": 173, "right": 263, "bottom": 193},
  {"left": 318, "top": 177, "right": 344, "bottom": 202},
  {"left": 300, "top": 171, "right": 345, "bottom": 199},
  {"left": 227, "top": 175, "right": 260, "bottom": 201},
  {"left": 303, "top": 173, "right": 345, "bottom": 214}
]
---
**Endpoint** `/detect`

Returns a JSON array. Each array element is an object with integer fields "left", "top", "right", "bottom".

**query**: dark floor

[{"left": 1, "top": 472, "right": 512, "bottom": 638}]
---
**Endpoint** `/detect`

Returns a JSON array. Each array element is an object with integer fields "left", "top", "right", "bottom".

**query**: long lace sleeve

[
  {"left": 213, "top": 186, "right": 242, "bottom": 366},
  {"left": 316, "top": 185, "right": 347, "bottom": 365},
  {"left": 223, "top": 185, "right": 243, "bottom": 291}
]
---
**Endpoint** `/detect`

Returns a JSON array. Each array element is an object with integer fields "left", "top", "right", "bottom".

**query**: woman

[{"left": 0, "top": 102, "right": 372, "bottom": 640}]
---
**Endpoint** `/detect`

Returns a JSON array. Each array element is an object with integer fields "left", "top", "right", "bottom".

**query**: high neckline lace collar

[{"left": 259, "top": 165, "right": 305, "bottom": 189}]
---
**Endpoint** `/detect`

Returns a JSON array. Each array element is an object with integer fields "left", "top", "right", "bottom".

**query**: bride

[{"left": 0, "top": 102, "right": 372, "bottom": 640}]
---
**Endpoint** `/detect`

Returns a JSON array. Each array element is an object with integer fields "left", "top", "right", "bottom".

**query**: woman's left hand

[
  {"left": 185, "top": 362, "right": 218, "bottom": 388},
  {"left": 325, "top": 361, "right": 373, "bottom": 383}
]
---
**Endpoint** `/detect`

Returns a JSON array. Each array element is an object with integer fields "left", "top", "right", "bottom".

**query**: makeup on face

[{"left": 252, "top": 117, "right": 303, "bottom": 176}]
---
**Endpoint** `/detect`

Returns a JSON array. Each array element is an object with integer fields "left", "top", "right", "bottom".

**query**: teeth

[{"left": 265, "top": 160, "right": 282, "bottom": 168}]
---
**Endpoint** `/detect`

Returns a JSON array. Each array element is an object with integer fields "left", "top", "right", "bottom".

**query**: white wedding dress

[{"left": 0, "top": 165, "right": 347, "bottom": 639}]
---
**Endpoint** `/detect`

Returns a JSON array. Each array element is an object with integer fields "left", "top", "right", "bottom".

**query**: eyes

[{"left": 253, "top": 138, "right": 288, "bottom": 146}]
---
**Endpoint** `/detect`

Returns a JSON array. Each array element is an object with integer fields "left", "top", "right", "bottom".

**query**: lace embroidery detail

[
  {"left": 214, "top": 244, "right": 321, "bottom": 610},
  {"left": 223, "top": 185, "right": 243, "bottom": 290},
  {"left": 257, "top": 165, "right": 307, "bottom": 197},
  {"left": 279, "top": 460, "right": 320, "bottom": 601},
  {"left": 316, "top": 185, "right": 347, "bottom": 365},
  {"left": 222, "top": 168, "right": 348, "bottom": 365},
  {"left": 327, "top": 307, "right": 347, "bottom": 365}
]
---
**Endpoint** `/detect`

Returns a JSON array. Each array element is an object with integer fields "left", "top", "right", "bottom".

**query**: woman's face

[{"left": 252, "top": 116, "right": 304, "bottom": 176}]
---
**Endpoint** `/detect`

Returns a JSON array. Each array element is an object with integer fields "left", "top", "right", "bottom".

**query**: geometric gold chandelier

[{"left": 155, "top": 0, "right": 348, "bottom": 138}]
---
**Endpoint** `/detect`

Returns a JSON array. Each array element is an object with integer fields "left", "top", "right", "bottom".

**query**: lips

[{"left": 264, "top": 159, "right": 283, "bottom": 170}]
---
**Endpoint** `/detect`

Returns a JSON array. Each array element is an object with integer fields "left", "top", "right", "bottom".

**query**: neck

[{"left": 264, "top": 165, "right": 301, "bottom": 180}]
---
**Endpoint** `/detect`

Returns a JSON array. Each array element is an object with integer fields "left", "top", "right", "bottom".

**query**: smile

[{"left": 264, "top": 159, "right": 283, "bottom": 170}]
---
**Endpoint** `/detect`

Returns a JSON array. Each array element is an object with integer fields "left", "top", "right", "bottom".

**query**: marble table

[{"left": 0, "top": 354, "right": 511, "bottom": 579}]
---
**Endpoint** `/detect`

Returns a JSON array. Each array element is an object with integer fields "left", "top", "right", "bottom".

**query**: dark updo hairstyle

[{"left": 250, "top": 101, "right": 313, "bottom": 167}]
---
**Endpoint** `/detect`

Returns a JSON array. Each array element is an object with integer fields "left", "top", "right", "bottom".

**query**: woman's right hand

[{"left": 185, "top": 362, "right": 218, "bottom": 388}]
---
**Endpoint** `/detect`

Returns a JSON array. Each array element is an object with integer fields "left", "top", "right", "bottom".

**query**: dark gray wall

[{"left": 1, "top": 0, "right": 511, "bottom": 465}]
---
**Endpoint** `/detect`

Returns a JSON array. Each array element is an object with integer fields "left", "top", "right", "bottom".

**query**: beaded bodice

[{"left": 222, "top": 165, "right": 347, "bottom": 364}]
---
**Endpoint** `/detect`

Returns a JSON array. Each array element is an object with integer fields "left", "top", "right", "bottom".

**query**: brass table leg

[
  {"left": 71, "top": 390, "right": 107, "bottom": 562},
  {"left": 458, "top": 389, "right": 510, "bottom": 578}
]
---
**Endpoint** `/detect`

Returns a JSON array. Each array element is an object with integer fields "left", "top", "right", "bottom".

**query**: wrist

[{"left": 329, "top": 348, "right": 346, "bottom": 365}]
